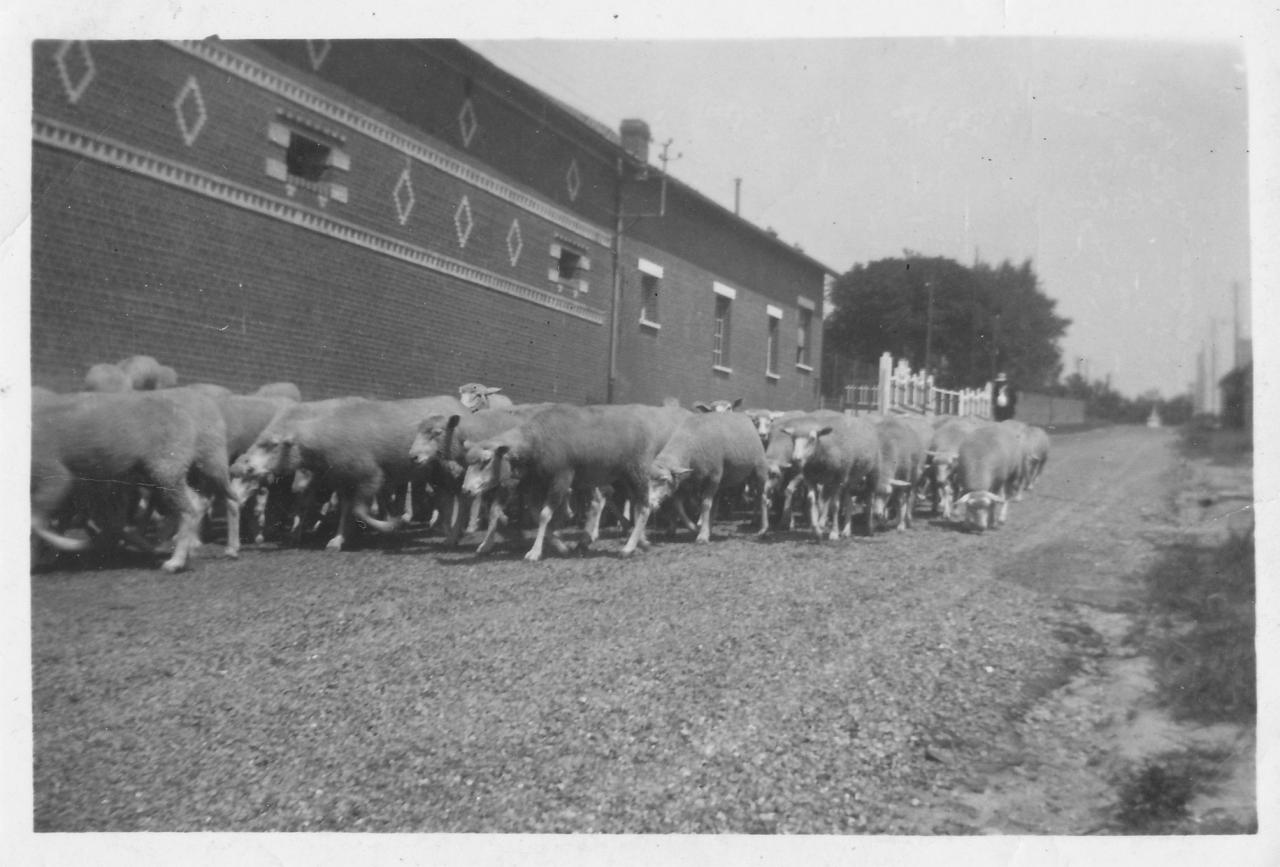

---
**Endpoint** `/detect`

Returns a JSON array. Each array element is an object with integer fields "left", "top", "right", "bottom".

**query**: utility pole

[
  {"left": 923, "top": 279, "right": 935, "bottom": 375},
  {"left": 1209, "top": 317, "right": 1220, "bottom": 416},
  {"left": 733, "top": 177, "right": 742, "bottom": 216},
  {"left": 1233, "top": 280, "right": 1241, "bottom": 370}
]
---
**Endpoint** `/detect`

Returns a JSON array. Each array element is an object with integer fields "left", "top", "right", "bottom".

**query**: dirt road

[{"left": 28, "top": 424, "right": 1252, "bottom": 833}]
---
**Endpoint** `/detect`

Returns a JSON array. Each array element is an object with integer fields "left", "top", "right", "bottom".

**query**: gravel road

[{"left": 30, "top": 424, "right": 1200, "bottom": 833}]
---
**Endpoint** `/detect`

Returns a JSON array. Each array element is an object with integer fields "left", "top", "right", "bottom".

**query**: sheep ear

[
  {"left": 769, "top": 411, "right": 784, "bottom": 421},
  {"left": 446, "top": 414, "right": 462, "bottom": 430},
  {"left": 694, "top": 403, "right": 712, "bottom": 413},
  {"left": 816, "top": 426, "right": 834, "bottom": 438},
  {"left": 484, "top": 387, "right": 503, "bottom": 395},
  {"left": 669, "top": 466, "right": 693, "bottom": 481},
  {"left": 780, "top": 426, "right": 795, "bottom": 438},
  {"left": 731, "top": 397, "right": 744, "bottom": 410},
  {"left": 989, "top": 493, "right": 1006, "bottom": 504},
  {"left": 954, "top": 493, "right": 971, "bottom": 507},
  {"left": 889, "top": 479, "right": 912, "bottom": 488}
]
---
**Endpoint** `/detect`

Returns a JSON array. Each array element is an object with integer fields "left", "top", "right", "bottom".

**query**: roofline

[{"left": 454, "top": 39, "right": 840, "bottom": 278}]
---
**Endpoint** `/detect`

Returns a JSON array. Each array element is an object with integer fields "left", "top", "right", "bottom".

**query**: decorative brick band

[
  {"left": 33, "top": 116, "right": 607, "bottom": 325},
  {"left": 168, "top": 40, "right": 614, "bottom": 249}
]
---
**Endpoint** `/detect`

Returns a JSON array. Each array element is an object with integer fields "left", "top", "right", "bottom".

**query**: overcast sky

[{"left": 469, "top": 36, "right": 1250, "bottom": 399}]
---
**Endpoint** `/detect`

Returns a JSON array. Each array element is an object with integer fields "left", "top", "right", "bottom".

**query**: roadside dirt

[{"left": 907, "top": 425, "right": 1256, "bottom": 834}]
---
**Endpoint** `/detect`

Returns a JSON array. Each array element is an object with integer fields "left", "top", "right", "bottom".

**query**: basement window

[{"left": 265, "top": 114, "right": 350, "bottom": 206}]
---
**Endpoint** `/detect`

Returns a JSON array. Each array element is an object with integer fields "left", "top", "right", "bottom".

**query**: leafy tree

[{"left": 824, "top": 253, "right": 1071, "bottom": 392}]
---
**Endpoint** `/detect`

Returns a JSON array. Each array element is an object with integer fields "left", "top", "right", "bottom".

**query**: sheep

[
  {"left": 458, "top": 382, "right": 515, "bottom": 412},
  {"left": 117, "top": 355, "right": 178, "bottom": 390},
  {"left": 646, "top": 409, "right": 770, "bottom": 542},
  {"left": 251, "top": 382, "right": 304, "bottom": 402}
]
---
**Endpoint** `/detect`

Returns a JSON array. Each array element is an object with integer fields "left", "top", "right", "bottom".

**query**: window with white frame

[
  {"left": 265, "top": 114, "right": 350, "bottom": 205},
  {"left": 796, "top": 297, "right": 815, "bottom": 369},
  {"left": 766, "top": 305, "right": 782, "bottom": 378},
  {"left": 638, "top": 258, "right": 663, "bottom": 328},
  {"left": 713, "top": 282, "right": 735, "bottom": 371},
  {"left": 549, "top": 239, "right": 590, "bottom": 296}
]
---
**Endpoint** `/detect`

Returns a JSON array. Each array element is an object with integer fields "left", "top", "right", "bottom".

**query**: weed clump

[
  {"left": 1143, "top": 531, "right": 1254, "bottom": 723},
  {"left": 1113, "top": 759, "right": 1196, "bottom": 831}
]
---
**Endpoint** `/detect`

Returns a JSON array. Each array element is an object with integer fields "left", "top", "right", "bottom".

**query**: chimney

[{"left": 620, "top": 119, "right": 650, "bottom": 176}]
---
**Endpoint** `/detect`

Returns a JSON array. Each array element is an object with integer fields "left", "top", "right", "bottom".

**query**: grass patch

[
  {"left": 1141, "top": 531, "right": 1254, "bottom": 724},
  {"left": 1110, "top": 748, "right": 1241, "bottom": 833},
  {"left": 1177, "top": 422, "right": 1252, "bottom": 466}
]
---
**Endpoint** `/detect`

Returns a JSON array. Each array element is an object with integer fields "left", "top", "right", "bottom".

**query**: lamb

[
  {"left": 926, "top": 416, "right": 988, "bottom": 518},
  {"left": 782, "top": 413, "right": 880, "bottom": 540},
  {"left": 31, "top": 388, "right": 238, "bottom": 572},
  {"left": 953, "top": 422, "right": 1025, "bottom": 531},
  {"left": 762, "top": 409, "right": 842, "bottom": 529},
  {"left": 251, "top": 382, "right": 303, "bottom": 402},
  {"left": 84, "top": 362, "right": 133, "bottom": 393},
  {"left": 458, "top": 382, "right": 515, "bottom": 412},
  {"left": 117, "top": 355, "right": 179, "bottom": 390},
  {"left": 693, "top": 397, "right": 742, "bottom": 413},
  {"left": 461, "top": 402, "right": 689, "bottom": 560},
  {"left": 870, "top": 415, "right": 927, "bottom": 531},
  {"left": 233, "top": 394, "right": 466, "bottom": 551},
  {"left": 646, "top": 409, "right": 770, "bottom": 542},
  {"left": 410, "top": 408, "right": 531, "bottom": 546}
]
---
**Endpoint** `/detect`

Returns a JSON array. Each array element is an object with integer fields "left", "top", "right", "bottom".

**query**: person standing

[{"left": 992, "top": 372, "right": 1018, "bottom": 421}]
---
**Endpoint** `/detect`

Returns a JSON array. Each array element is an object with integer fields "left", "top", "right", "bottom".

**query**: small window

[
  {"left": 285, "top": 133, "right": 332, "bottom": 182},
  {"left": 549, "top": 240, "right": 590, "bottom": 296},
  {"left": 638, "top": 258, "right": 664, "bottom": 327},
  {"left": 640, "top": 274, "right": 660, "bottom": 326},
  {"left": 265, "top": 115, "right": 349, "bottom": 205},
  {"left": 766, "top": 307, "right": 781, "bottom": 378},
  {"left": 796, "top": 306, "right": 813, "bottom": 369},
  {"left": 713, "top": 294, "right": 733, "bottom": 370},
  {"left": 557, "top": 247, "right": 582, "bottom": 280}
]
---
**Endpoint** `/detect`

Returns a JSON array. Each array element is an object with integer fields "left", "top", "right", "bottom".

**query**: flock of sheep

[{"left": 31, "top": 355, "right": 1051, "bottom": 572}]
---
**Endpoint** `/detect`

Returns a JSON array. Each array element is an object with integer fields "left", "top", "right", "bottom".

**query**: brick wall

[
  {"left": 249, "top": 40, "right": 620, "bottom": 229},
  {"left": 31, "top": 150, "right": 606, "bottom": 403},
  {"left": 32, "top": 39, "right": 828, "bottom": 411},
  {"left": 33, "top": 40, "right": 611, "bottom": 402},
  {"left": 614, "top": 237, "right": 822, "bottom": 410}
]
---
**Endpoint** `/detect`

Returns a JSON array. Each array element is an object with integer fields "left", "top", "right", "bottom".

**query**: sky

[{"left": 467, "top": 36, "right": 1251, "bottom": 399}]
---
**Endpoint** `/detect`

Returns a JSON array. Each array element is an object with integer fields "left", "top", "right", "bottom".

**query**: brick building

[{"left": 32, "top": 39, "right": 832, "bottom": 408}]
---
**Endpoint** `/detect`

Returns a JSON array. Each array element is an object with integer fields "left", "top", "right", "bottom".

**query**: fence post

[{"left": 878, "top": 352, "right": 891, "bottom": 416}]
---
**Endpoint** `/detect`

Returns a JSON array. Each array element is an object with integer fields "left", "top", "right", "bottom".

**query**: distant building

[
  {"left": 1219, "top": 363, "right": 1252, "bottom": 431},
  {"left": 32, "top": 39, "right": 833, "bottom": 407}
]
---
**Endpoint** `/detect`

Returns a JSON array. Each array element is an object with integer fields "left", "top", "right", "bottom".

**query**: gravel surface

[{"left": 29, "top": 425, "right": 1225, "bottom": 834}]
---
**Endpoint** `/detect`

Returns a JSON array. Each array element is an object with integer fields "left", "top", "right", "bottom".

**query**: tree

[{"left": 824, "top": 253, "right": 1071, "bottom": 392}]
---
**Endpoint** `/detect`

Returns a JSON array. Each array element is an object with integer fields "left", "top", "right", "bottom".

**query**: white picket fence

[{"left": 843, "top": 352, "right": 992, "bottom": 419}]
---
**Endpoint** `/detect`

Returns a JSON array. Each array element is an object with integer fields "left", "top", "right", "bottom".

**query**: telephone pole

[
  {"left": 923, "top": 279, "right": 935, "bottom": 375},
  {"left": 1233, "top": 280, "right": 1241, "bottom": 369}
]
